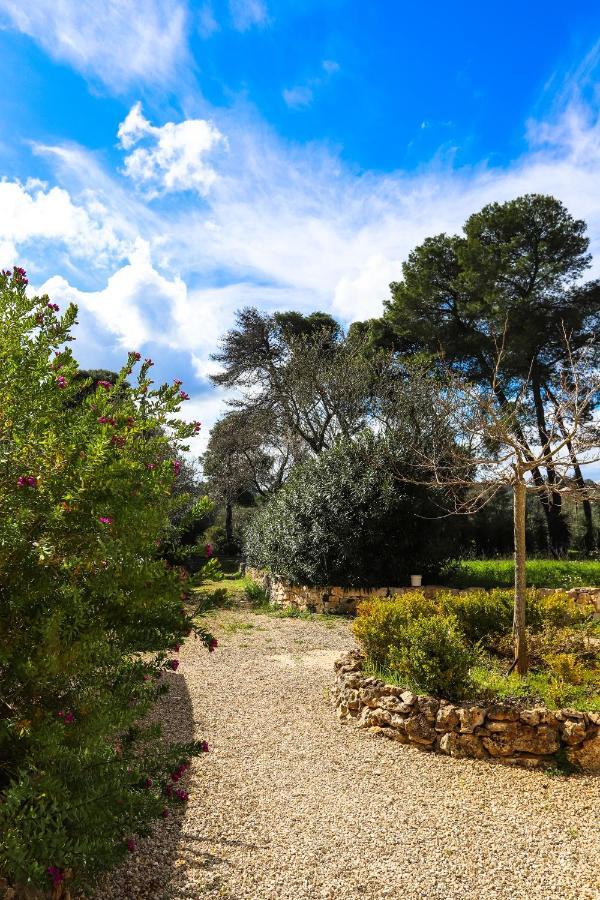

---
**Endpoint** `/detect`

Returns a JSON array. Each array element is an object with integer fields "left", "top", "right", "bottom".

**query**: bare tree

[{"left": 393, "top": 336, "right": 600, "bottom": 674}]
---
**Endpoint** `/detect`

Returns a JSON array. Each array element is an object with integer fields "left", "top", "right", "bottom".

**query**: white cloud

[
  {"left": 0, "top": 178, "right": 125, "bottom": 269},
  {"left": 0, "top": 0, "right": 188, "bottom": 92},
  {"left": 228, "top": 0, "right": 268, "bottom": 31},
  {"left": 40, "top": 239, "right": 186, "bottom": 349},
  {"left": 118, "top": 103, "right": 225, "bottom": 197},
  {"left": 322, "top": 59, "right": 340, "bottom": 74}
]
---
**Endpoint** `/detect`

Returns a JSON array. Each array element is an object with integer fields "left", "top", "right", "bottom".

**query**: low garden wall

[
  {"left": 333, "top": 650, "right": 600, "bottom": 773},
  {"left": 246, "top": 567, "right": 600, "bottom": 615}
]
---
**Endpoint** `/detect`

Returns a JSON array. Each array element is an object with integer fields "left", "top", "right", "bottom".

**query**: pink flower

[
  {"left": 144, "top": 777, "right": 153, "bottom": 788},
  {"left": 125, "top": 838, "right": 135, "bottom": 853},
  {"left": 200, "top": 740, "right": 209, "bottom": 753},
  {"left": 172, "top": 460, "right": 181, "bottom": 476},
  {"left": 146, "top": 463, "right": 156, "bottom": 470},
  {"left": 204, "top": 543, "right": 213, "bottom": 558},
  {"left": 14, "top": 266, "right": 28, "bottom": 285},
  {"left": 175, "top": 789, "right": 189, "bottom": 802},
  {"left": 57, "top": 710, "right": 74, "bottom": 723},
  {"left": 47, "top": 866, "right": 64, "bottom": 886},
  {"left": 174, "top": 379, "right": 183, "bottom": 387},
  {"left": 17, "top": 475, "right": 36, "bottom": 488},
  {"left": 143, "top": 674, "right": 150, "bottom": 682},
  {"left": 179, "top": 390, "right": 190, "bottom": 400},
  {"left": 47, "top": 302, "right": 60, "bottom": 312},
  {"left": 56, "top": 376, "right": 67, "bottom": 389},
  {"left": 171, "top": 644, "right": 180, "bottom": 653},
  {"left": 161, "top": 807, "right": 170, "bottom": 818},
  {"left": 168, "top": 659, "right": 180, "bottom": 671},
  {"left": 130, "top": 351, "right": 141, "bottom": 361},
  {"left": 97, "top": 380, "right": 112, "bottom": 390},
  {"left": 144, "top": 358, "right": 154, "bottom": 366},
  {"left": 98, "top": 516, "right": 113, "bottom": 525},
  {"left": 193, "top": 420, "right": 202, "bottom": 433},
  {"left": 208, "top": 638, "right": 218, "bottom": 653}
]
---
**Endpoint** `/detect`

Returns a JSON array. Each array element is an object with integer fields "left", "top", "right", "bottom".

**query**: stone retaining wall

[
  {"left": 333, "top": 650, "right": 600, "bottom": 772},
  {"left": 247, "top": 567, "right": 600, "bottom": 616}
]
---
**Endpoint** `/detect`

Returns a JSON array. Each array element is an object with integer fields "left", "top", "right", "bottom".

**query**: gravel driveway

[{"left": 97, "top": 609, "right": 600, "bottom": 900}]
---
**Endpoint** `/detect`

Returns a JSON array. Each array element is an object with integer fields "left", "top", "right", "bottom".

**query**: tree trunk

[
  {"left": 531, "top": 378, "right": 569, "bottom": 558},
  {"left": 225, "top": 500, "right": 233, "bottom": 548},
  {"left": 513, "top": 477, "right": 529, "bottom": 675}
]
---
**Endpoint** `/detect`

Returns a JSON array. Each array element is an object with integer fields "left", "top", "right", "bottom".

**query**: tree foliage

[
  {"left": 382, "top": 193, "right": 600, "bottom": 555},
  {"left": 244, "top": 431, "right": 461, "bottom": 587}
]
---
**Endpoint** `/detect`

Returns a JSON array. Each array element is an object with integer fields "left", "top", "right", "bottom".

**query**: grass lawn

[{"left": 450, "top": 559, "right": 600, "bottom": 589}]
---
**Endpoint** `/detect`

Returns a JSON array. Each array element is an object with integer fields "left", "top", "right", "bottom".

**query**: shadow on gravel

[{"left": 92, "top": 669, "right": 221, "bottom": 900}]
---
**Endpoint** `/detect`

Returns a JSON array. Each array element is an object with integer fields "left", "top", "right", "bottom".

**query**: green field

[{"left": 450, "top": 559, "right": 600, "bottom": 589}]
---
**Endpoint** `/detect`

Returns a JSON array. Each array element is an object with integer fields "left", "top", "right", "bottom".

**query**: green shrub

[
  {"left": 352, "top": 593, "right": 437, "bottom": 666},
  {"left": 437, "top": 589, "right": 513, "bottom": 644},
  {"left": 244, "top": 432, "right": 461, "bottom": 587},
  {"left": 0, "top": 268, "right": 215, "bottom": 892},
  {"left": 527, "top": 591, "right": 589, "bottom": 629},
  {"left": 387, "top": 615, "right": 476, "bottom": 698}
]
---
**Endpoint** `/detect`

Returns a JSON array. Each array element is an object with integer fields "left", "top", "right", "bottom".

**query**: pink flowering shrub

[{"left": 0, "top": 268, "right": 217, "bottom": 894}]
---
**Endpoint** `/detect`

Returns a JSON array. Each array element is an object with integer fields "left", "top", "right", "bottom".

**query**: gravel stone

[{"left": 95, "top": 610, "right": 600, "bottom": 900}]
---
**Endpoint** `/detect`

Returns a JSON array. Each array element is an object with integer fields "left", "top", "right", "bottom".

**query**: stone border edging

[
  {"left": 333, "top": 650, "right": 600, "bottom": 773},
  {"left": 246, "top": 567, "right": 600, "bottom": 616}
]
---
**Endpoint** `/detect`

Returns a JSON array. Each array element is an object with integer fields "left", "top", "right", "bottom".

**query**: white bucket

[{"left": 410, "top": 574, "right": 422, "bottom": 587}]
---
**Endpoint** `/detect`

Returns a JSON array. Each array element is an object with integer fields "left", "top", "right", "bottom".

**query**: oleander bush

[
  {"left": 354, "top": 590, "right": 599, "bottom": 709},
  {"left": 0, "top": 267, "right": 216, "bottom": 894}
]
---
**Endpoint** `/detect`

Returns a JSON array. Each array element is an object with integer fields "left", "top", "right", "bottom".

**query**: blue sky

[{"left": 1, "top": 0, "right": 600, "bottom": 455}]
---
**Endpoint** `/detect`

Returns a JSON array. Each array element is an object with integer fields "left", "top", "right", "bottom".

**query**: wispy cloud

[
  {"left": 197, "top": 2, "right": 219, "bottom": 38},
  {"left": 228, "top": 0, "right": 268, "bottom": 32},
  {"left": 283, "top": 58, "right": 341, "bottom": 109},
  {"left": 117, "top": 103, "right": 226, "bottom": 197},
  {"left": 0, "top": 0, "right": 189, "bottom": 91}
]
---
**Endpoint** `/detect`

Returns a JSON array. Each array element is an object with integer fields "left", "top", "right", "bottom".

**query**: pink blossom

[
  {"left": 208, "top": 638, "right": 218, "bottom": 653},
  {"left": 193, "top": 420, "right": 202, "bottom": 433},
  {"left": 130, "top": 351, "right": 141, "bottom": 361},
  {"left": 168, "top": 659, "right": 180, "bottom": 671},
  {"left": 175, "top": 789, "right": 189, "bottom": 802},
  {"left": 179, "top": 390, "right": 190, "bottom": 400},
  {"left": 17, "top": 475, "right": 37, "bottom": 488},
  {"left": 200, "top": 740, "right": 209, "bottom": 753},
  {"left": 144, "top": 777, "right": 153, "bottom": 788},
  {"left": 161, "top": 807, "right": 170, "bottom": 818},
  {"left": 47, "top": 866, "right": 64, "bottom": 886},
  {"left": 172, "top": 460, "right": 181, "bottom": 476},
  {"left": 144, "top": 358, "right": 154, "bottom": 366},
  {"left": 98, "top": 516, "right": 113, "bottom": 525},
  {"left": 146, "top": 463, "right": 156, "bottom": 470},
  {"left": 14, "top": 266, "right": 28, "bottom": 285},
  {"left": 174, "top": 379, "right": 183, "bottom": 387},
  {"left": 125, "top": 838, "right": 135, "bottom": 853},
  {"left": 97, "top": 380, "right": 112, "bottom": 390},
  {"left": 56, "top": 376, "right": 67, "bottom": 389},
  {"left": 47, "top": 302, "right": 60, "bottom": 312},
  {"left": 204, "top": 543, "right": 213, "bottom": 558}
]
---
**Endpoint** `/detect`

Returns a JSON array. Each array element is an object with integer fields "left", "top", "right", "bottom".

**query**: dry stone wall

[
  {"left": 333, "top": 650, "right": 600, "bottom": 772},
  {"left": 247, "top": 567, "right": 600, "bottom": 616}
]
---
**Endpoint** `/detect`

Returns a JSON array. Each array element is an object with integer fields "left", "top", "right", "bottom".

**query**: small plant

[{"left": 243, "top": 578, "right": 270, "bottom": 607}]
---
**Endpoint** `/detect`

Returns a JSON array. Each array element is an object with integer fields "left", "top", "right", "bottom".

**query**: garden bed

[
  {"left": 450, "top": 558, "right": 600, "bottom": 589},
  {"left": 334, "top": 650, "right": 600, "bottom": 772}
]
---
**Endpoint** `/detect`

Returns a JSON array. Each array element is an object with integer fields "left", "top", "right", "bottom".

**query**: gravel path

[{"left": 98, "top": 609, "right": 600, "bottom": 900}]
